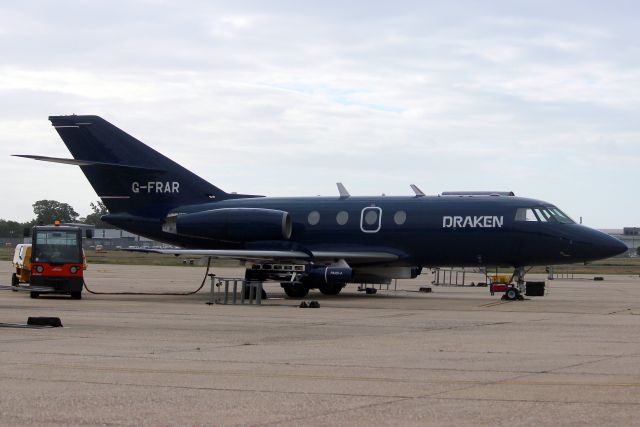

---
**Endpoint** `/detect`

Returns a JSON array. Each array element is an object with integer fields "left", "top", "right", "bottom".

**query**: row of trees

[{"left": 0, "top": 200, "right": 113, "bottom": 237}]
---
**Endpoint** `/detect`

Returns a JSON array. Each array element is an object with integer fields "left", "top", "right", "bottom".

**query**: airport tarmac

[{"left": 1, "top": 260, "right": 640, "bottom": 426}]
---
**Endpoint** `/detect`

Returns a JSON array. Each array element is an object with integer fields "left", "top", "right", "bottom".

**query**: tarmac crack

[
  {"left": 607, "top": 307, "right": 635, "bottom": 315},
  {"left": 246, "top": 370, "right": 640, "bottom": 427},
  {"left": 414, "top": 352, "right": 638, "bottom": 407},
  {"left": 3, "top": 348, "right": 631, "bottom": 375},
  {"left": 252, "top": 396, "right": 410, "bottom": 427},
  {"left": 0, "top": 375, "right": 413, "bottom": 399},
  {"left": 429, "top": 395, "right": 640, "bottom": 406}
]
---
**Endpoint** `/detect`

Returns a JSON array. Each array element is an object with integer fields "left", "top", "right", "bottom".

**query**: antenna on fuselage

[
  {"left": 410, "top": 184, "right": 425, "bottom": 197},
  {"left": 336, "top": 182, "right": 350, "bottom": 199}
]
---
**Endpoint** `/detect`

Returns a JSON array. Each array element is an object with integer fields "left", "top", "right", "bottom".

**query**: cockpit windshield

[{"left": 514, "top": 206, "right": 575, "bottom": 224}]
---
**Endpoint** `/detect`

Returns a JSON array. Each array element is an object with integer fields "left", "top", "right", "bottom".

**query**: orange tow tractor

[{"left": 14, "top": 222, "right": 91, "bottom": 299}]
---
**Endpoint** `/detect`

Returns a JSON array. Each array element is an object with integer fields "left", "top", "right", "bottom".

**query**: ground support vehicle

[{"left": 19, "top": 224, "right": 88, "bottom": 299}]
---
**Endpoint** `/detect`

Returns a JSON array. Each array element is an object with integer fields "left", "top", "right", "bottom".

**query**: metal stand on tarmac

[{"left": 207, "top": 275, "right": 265, "bottom": 305}]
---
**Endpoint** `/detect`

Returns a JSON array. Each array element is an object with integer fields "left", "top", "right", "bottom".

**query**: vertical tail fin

[{"left": 47, "top": 115, "right": 235, "bottom": 215}]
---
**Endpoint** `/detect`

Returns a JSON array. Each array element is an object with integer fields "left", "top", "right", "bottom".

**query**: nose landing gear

[
  {"left": 501, "top": 267, "right": 529, "bottom": 301},
  {"left": 502, "top": 287, "right": 523, "bottom": 301}
]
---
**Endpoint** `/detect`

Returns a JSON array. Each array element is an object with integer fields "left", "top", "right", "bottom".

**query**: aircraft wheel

[
  {"left": 505, "top": 288, "right": 520, "bottom": 301},
  {"left": 319, "top": 283, "right": 344, "bottom": 296},
  {"left": 282, "top": 283, "right": 309, "bottom": 298},
  {"left": 70, "top": 291, "right": 82, "bottom": 300},
  {"left": 30, "top": 291, "right": 40, "bottom": 299}
]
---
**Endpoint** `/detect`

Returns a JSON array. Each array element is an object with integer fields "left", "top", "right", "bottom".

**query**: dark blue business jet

[{"left": 16, "top": 115, "right": 627, "bottom": 298}]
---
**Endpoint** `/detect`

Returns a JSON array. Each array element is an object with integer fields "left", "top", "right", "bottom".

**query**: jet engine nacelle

[
  {"left": 307, "top": 266, "right": 353, "bottom": 285},
  {"left": 166, "top": 208, "right": 292, "bottom": 242}
]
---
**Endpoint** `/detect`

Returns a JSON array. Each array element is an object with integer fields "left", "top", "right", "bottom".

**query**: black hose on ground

[
  {"left": 0, "top": 323, "right": 58, "bottom": 329},
  {"left": 83, "top": 257, "right": 212, "bottom": 296}
]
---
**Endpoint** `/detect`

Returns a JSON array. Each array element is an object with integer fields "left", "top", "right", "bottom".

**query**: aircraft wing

[
  {"left": 311, "top": 251, "right": 399, "bottom": 262},
  {"left": 128, "top": 248, "right": 399, "bottom": 263}
]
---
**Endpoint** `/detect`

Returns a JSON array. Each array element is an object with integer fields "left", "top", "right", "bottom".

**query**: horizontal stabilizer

[{"left": 12, "top": 155, "right": 165, "bottom": 172}]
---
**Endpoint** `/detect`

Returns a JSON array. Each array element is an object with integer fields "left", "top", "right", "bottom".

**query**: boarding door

[{"left": 360, "top": 207, "right": 382, "bottom": 233}]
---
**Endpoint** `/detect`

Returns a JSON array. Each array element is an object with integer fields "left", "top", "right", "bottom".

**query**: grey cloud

[{"left": 0, "top": 1, "right": 638, "bottom": 227}]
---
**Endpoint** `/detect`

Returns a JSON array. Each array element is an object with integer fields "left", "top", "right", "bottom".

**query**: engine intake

[{"left": 164, "top": 208, "right": 292, "bottom": 242}]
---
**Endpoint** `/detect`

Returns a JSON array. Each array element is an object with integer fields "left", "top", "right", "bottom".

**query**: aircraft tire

[
  {"left": 30, "top": 291, "right": 39, "bottom": 299},
  {"left": 505, "top": 288, "right": 520, "bottom": 301},
  {"left": 282, "top": 283, "right": 309, "bottom": 298},
  {"left": 70, "top": 291, "right": 82, "bottom": 300},
  {"left": 319, "top": 283, "right": 344, "bottom": 296}
]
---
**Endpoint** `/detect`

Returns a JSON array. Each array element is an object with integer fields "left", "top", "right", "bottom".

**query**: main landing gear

[
  {"left": 281, "top": 283, "right": 309, "bottom": 298},
  {"left": 280, "top": 282, "right": 345, "bottom": 298},
  {"left": 318, "top": 282, "right": 344, "bottom": 296}
]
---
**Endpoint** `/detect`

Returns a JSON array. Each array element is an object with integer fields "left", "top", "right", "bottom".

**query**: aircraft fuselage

[{"left": 104, "top": 194, "right": 625, "bottom": 268}]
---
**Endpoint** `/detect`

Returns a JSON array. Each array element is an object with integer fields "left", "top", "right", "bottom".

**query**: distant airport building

[
  {"left": 86, "top": 228, "right": 171, "bottom": 249},
  {"left": 1, "top": 228, "right": 172, "bottom": 249}
]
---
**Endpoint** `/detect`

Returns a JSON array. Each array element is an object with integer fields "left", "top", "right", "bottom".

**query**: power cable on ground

[{"left": 83, "top": 257, "right": 212, "bottom": 296}]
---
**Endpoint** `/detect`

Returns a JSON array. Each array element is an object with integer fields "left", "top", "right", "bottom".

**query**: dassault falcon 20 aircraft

[{"left": 16, "top": 115, "right": 627, "bottom": 298}]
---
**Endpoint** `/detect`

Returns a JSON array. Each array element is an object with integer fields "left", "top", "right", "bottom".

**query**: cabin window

[
  {"left": 336, "top": 211, "right": 349, "bottom": 225},
  {"left": 394, "top": 210, "right": 407, "bottom": 225},
  {"left": 307, "top": 211, "right": 320, "bottom": 225},
  {"left": 364, "top": 209, "right": 378, "bottom": 225}
]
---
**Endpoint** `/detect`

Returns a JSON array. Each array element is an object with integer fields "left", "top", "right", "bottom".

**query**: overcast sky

[{"left": 0, "top": 1, "right": 638, "bottom": 228}]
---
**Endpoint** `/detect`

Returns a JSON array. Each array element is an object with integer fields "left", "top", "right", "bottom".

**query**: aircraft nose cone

[
  {"left": 587, "top": 232, "right": 628, "bottom": 260},
  {"left": 570, "top": 227, "right": 629, "bottom": 262},
  {"left": 602, "top": 235, "right": 628, "bottom": 258}
]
